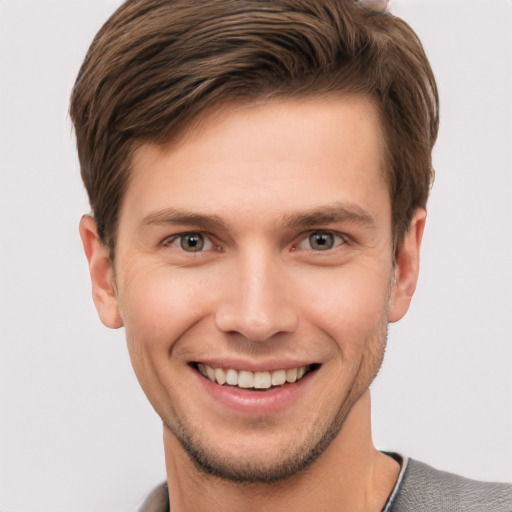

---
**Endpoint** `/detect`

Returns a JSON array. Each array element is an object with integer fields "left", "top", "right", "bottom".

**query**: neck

[{"left": 163, "top": 391, "right": 399, "bottom": 512}]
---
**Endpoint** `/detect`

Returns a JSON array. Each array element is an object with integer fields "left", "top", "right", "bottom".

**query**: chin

[{"left": 164, "top": 395, "right": 356, "bottom": 485}]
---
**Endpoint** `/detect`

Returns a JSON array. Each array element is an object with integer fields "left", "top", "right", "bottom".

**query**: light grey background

[{"left": 1, "top": 1, "right": 510, "bottom": 511}]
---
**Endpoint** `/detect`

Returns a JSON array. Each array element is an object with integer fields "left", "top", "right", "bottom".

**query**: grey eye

[
  {"left": 295, "top": 230, "right": 347, "bottom": 252},
  {"left": 308, "top": 231, "right": 335, "bottom": 251},
  {"left": 180, "top": 233, "right": 205, "bottom": 252}
]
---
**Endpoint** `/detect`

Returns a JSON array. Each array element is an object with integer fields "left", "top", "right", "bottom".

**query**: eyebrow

[
  {"left": 140, "top": 208, "right": 229, "bottom": 231},
  {"left": 139, "top": 203, "right": 376, "bottom": 232},
  {"left": 280, "top": 203, "right": 376, "bottom": 231}
]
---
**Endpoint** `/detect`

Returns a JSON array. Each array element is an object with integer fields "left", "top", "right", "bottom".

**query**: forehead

[{"left": 120, "top": 95, "right": 389, "bottom": 231}]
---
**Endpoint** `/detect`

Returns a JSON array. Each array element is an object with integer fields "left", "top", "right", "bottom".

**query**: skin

[{"left": 80, "top": 95, "right": 425, "bottom": 511}]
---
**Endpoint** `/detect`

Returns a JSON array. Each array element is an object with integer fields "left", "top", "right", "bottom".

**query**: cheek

[
  {"left": 294, "top": 263, "right": 392, "bottom": 344},
  {"left": 117, "top": 264, "right": 219, "bottom": 351},
  {"left": 116, "top": 265, "right": 221, "bottom": 414}
]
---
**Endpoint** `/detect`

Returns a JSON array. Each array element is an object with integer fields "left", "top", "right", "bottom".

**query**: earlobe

[
  {"left": 388, "top": 208, "right": 426, "bottom": 323},
  {"left": 79, "top": 215, "right": 123, "bottom": 329}
]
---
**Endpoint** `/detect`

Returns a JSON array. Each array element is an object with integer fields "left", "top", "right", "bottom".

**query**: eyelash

[
  {"left": 161, "top": 230, "right": 348, "bottom": 253},
  {"left": 294, "top": 230, "right": 348, "bottom": 252},
  {"left": 161, "top": 232, "right": 217, "bottom": 253}
]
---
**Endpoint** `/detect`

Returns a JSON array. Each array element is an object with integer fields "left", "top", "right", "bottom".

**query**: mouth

[{"left": 193, "top": 362, "right": 320, "bottom": 391}]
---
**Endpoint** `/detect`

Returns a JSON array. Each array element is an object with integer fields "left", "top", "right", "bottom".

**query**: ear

[
  {"left": 388, "top": 208, "right": 426, "bottom": 323},
  {"left": 79, "top": 215, "right": 123, "bottom": 329}
]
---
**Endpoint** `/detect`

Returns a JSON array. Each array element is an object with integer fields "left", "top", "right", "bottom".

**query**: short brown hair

[{"left": 70, "top": 0, "right": 439, "bottom": 254}]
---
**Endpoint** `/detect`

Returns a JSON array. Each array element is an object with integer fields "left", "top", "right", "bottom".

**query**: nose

[{"left": 215, "top": 248, "right": 299, "bottom": 342}]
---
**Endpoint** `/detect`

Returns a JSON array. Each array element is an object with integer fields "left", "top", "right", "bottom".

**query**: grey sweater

[{"left": 138, "top": 457, "right": 512, "bottom": 512}]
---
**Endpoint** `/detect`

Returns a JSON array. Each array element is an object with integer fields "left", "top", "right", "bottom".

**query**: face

[{"left": 82, "top": 95, "right": 423, "bottom": 483}]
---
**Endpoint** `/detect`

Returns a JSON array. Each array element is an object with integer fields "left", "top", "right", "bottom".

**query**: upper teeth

[{"left": 198, "top": 364, "right": 309, "bottom": 389}]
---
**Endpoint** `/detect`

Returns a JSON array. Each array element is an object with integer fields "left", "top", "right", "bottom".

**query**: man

[{"left": 70, "top": 0, "right": 512, "bottom": 510}]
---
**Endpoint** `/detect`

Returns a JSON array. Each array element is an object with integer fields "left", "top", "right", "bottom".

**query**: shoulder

[
  {"left": 390, "top": 458, "right": 512, "bottom": 512},
  {"left": 136, "top": 459, "right": 512, "bottom": 512},
  {"left": 137, "top": 482, "right": 169, "bottom": 512}
]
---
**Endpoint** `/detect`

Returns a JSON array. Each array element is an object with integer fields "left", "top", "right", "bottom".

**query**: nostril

[{"left": 215, "top": 305, "right": 299, "bottom": 342}]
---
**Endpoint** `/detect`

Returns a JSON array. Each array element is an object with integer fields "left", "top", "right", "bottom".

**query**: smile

[{"left": 196, "top": 363, "right": 317, "bottom": 390}]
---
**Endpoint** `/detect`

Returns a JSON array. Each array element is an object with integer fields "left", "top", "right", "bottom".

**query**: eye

[
  {"left": 162, "top": 232, "right": 214, "bottom": 252},
  {"left": 296, "top": 230, "right": 346, "bottom": 251}
]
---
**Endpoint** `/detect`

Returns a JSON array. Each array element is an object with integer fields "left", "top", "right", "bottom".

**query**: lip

[{"left": 190, "top": 363, "right": 319, "bottom": 414}]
